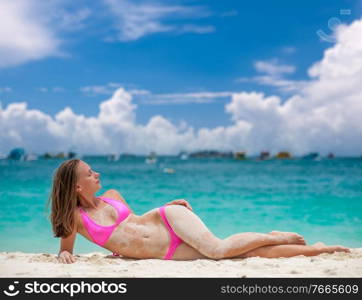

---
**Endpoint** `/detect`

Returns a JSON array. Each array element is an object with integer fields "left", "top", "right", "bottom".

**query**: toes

[
  {"left": 339, "top": 246, "right": 351, "bottom": 253},
  {"left": 330, "top": 246, "right": 351, "bottom": 253}
]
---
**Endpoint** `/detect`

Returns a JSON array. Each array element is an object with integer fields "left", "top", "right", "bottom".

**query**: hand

[
  {"left": 166, "top": 199, "right": 193, "bottom": 211},
  {"left": 57, "top": 250, "right": 76, "bottom": 264}
]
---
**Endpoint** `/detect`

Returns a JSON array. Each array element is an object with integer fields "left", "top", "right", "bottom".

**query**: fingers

[
  {"left": 57, "top": 254, "right": 76, "bottom": 264},
  {"left": 166, "top": 199, "right": 193, "bottom": 211},
  {"left": 58, "top": 257, "right": 68, "bottom": 264},
  {"left": 175, "top": 200, "right": 193, "bottom": 211}
]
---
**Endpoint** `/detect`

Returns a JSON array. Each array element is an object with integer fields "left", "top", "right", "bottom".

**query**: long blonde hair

[{"left": 48, "top": 159, "right": 81, "bottom": 238}]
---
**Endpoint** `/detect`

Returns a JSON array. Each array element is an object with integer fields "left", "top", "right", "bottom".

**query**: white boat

[
  {"left": 145, "top": 157, "right": 157, "bottom": 164},
  {"left": 24, "top": 154, "right": 38, "bottom": 161},
  {"left": 108, "top": 154, "right": 120, "bottom": 162},
  {"left": 180, "top": 153, "right": 189, "bottom": 160},
  {"left": 163, "top": 168, "right": 175, "bottom": 174},
  {"left": 145, "top": 152, "right": 157, "bottom": 164},
  {"left": 178, "top": 151, "right": 189, "bottom": 160}
]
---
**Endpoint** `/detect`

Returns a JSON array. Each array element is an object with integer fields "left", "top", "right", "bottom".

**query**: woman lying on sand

[{"left": 49, "top": 159, "right": 350, "bottom": 264}]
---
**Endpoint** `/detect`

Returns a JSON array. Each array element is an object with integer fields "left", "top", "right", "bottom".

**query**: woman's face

[{"left": 76, "top": 160, "right": 101, "bottom": 195}]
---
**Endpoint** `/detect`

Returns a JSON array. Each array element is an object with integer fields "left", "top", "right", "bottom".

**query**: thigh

[
  {"left": 172, "top": 243, "right": 208, "bottom": 260},
  {"left": 164, "top": 205, "right": 220, "bottom": 253}
]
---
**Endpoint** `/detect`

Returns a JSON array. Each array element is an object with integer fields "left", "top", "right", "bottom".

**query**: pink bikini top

[{"left": 79, "top": 196, "right": 131, "bottom": 246}]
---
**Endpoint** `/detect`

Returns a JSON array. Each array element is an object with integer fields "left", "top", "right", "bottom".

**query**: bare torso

[{"left": 75, "top": 201, "right": 176, "bottom": 259}]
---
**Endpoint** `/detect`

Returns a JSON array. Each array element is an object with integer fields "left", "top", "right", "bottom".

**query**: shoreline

[{"left": 1, "top": 248, "right": 362, "bottom": 278}]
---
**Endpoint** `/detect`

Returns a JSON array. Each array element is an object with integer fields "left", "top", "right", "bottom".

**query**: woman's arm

[
  {"left": 103, "top": 189, "right": 134, "bottom": 214},
  {"left": 57, "top": 220, "right": 77, "bottom": 264}
]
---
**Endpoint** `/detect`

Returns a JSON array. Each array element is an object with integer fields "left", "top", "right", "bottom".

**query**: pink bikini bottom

[
  {"left": 159, "top": 205, "right": 183, "bottom": 259},
  {"left": 112, "top": 206, "right": 183, "bottom": 259}
]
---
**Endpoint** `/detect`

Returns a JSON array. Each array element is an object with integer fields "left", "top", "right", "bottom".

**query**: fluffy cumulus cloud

[
  {"left": 226, "top": 18, "right": 362, "bottom": 156},
  {"left": 0, "top": 89, "right": 195, "bottom": 155},
  {"left": 1, "top": 18, "right": 362, "bottom": 156}
]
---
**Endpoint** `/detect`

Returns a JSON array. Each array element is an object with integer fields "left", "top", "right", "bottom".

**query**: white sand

[{"left": 1, "top": 249, "right": 362, "bottom": 278}]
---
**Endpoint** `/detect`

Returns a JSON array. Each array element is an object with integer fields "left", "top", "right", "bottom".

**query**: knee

[
  {"left": 205, "top": 251, "right": 224, "bottom": 260},
  {"left": 201, "top": 242, "right": 226, "bottom": 260},
  {"left": 165, "top": 203, "right": 189, "bottom": 216}
]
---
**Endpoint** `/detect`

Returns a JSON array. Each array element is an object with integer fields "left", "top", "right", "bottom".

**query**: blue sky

[
  {"left": 0, "top": 0, "right": 358, "bottom": 127},
  {"left": 1, "top": 0, "right": 362, "bottom": 155}
]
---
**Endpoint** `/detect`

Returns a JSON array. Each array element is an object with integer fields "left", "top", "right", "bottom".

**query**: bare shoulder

[
  {"left": 101, "top": 189, "right": 129, "bottom": 206},
  {"left": 101, "top": 189, "right": 123, "bottom": 200},
  {"left": 100, "top": 189, "right": 134, "bottom": 213}
]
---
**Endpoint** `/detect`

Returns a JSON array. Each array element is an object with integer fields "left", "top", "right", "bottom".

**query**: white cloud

[
  {"left": 128, "top": 89, "right": 151, "bottom": 96},
  {"left": 250, "top": 75, "right": 307, "bottom": 92},
  {"left": 0, "top": 0, "right": 61, "bottom": 67},
  {"left": 51, "top": 7, "right": 92, "bottom": 31},
  {"left": 142, "top": 91, "right": 233, "bottom": 105},
  {"left": 98, "top": 88, "right": 137, "bottom": 125},
  {"left": 1, "top": 18, "right": 362, "bottom": 156},
  {"left": 81, "top": 83, "right": 150, "bottom": 97},
  {"left": 81, "top": 83, "right": 121, "bottom": 96},
  {"left": 0, "top": 0, "right": 212, "bottom": 67},
  {"left": 37, "top": 86, "right": 65, "bottom": 93},
  {"left": 230, "top": 19, "right": 362, "bottom": 155},
  {"left": 104, "top": 0, "right": 213, "bottom": 41},
  {"left": 237, "top": 59, "right": 307, "bottom": 93},
  {"left": 0, "top": 88, "right": 193, "bottom": 155},
  {"left": 254, "top": 59, "right": 295, "bottom": 76},
  {"left": 0, "top": 0, "right": 92, "bottom": 68},
  {"left": 155, "top": 92, "right": 234, "bottom": 99},
  {"left": 142, "top": 98, "right": 214, "bottom": 105}
]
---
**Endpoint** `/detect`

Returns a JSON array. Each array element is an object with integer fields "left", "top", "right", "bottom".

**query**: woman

[{"left": 49, "top": 159, "right": 350, "bottom": 264}]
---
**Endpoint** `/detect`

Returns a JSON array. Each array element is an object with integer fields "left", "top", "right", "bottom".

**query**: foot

[
  {"left": 269, "top": 231, "right": 306, "bottom": 245},
  {"left": 311, "top": 242, "right": 351, "bottom": 254}
]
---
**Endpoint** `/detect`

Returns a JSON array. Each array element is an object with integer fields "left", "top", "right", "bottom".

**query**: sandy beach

[{"left": 1, "top": 249, "right": 361, "bottom": 278}]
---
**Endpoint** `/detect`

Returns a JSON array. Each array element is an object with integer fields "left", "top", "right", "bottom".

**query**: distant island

[{"left": 2, "top": 147, "right": 361, "bottom": 161}]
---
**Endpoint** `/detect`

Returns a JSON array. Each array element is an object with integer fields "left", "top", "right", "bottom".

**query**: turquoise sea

[{"left": 0, "top": 156, "right": 361, "bottom": 254}]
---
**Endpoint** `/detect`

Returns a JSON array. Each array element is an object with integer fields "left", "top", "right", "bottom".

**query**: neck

[{"left": 79, "top": 193, "right": 100, "bottom": 209}]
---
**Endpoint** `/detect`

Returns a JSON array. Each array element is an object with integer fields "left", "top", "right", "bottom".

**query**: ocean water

[{"left": 0, "top": 156, "right": 361, "bottom": 254}]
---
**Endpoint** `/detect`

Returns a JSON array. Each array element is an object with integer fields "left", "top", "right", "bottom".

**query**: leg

[
  {"left": 164, "top": 205, "right": 305, "bottom": 260},
  {"left": 238, "top": 242, "right": 351, "bottom": 258}
]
